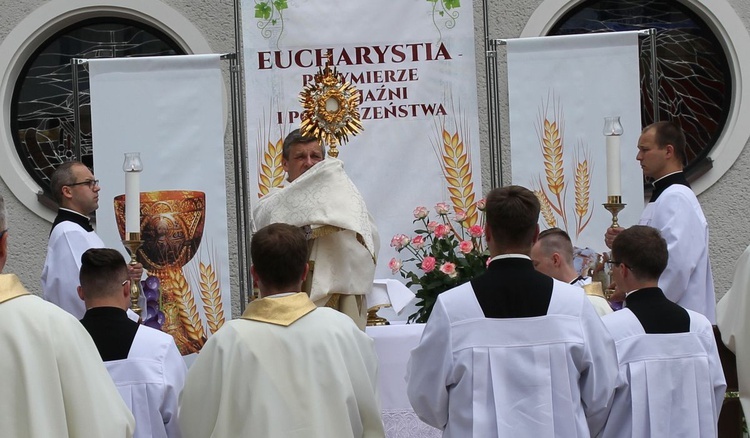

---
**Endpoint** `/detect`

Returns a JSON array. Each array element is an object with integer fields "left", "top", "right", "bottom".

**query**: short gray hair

[
  {"left": 50, "top": 161, "right": 84, "bottom": 204},
  {"left": 282, "top": 129, "right": 325, "bottom": 160}
]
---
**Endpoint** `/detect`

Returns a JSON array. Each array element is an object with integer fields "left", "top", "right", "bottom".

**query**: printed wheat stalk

[
  {"left": 537, "top": 104, "right": 569, "bottom": 232},
  {"left": 534, "top": 188, "right": 557, "bottom": 228},
  {"left": 168, "top": 268, "right": 206, "bottom": 346},
  {"left": 441, "top": 128, "right": 478, "bottom": 226},
  {"left": 574, "top": 146, "right": 593, "bottom": 237},
  {"left": 199, "top": 262, "right": 225, "bottom": 334},
  {"left": 257, "top": 137, "right": 285, "bottom": 198}
]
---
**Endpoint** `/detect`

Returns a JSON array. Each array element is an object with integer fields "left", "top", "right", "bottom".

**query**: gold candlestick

[
  {"left": 603, "top": 195, "right": 626, "bottom": 228},
  {"left": 366, "top": 304, "right": 390, "bottom": 326},
  {"left": 123, "top": 232, "right": 143, "bottom": 316}
]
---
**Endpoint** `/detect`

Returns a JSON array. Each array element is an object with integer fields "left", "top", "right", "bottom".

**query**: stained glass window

[
  {"left": 549, "top": 0, "right": 731, "bottom": 178},
  {"left": 11, "top": 18, "right": 185, "bottom": 196}
]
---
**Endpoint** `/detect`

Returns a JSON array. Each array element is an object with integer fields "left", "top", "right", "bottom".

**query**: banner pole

[
  {"left": 483, "top": 0, "right": 503, "bottom": 188},
  {"left": 231, "top": 0, "right": 252, "bottom": 312}
]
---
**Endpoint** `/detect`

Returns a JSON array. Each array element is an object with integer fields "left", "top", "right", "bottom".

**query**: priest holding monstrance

[{"left": 253, "top": 62, "right": 379, "bottom": 330}]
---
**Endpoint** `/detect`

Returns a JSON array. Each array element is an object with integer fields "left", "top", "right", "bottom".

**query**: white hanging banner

[
  {"left": 241, "top": 0, "right": 483, "bottom": 279},
  {"left": 89, "top": 54, "right": 231, "bottom": 357},
  {"left": 507, "top": 31, "right": 644, "bottom": 252}
]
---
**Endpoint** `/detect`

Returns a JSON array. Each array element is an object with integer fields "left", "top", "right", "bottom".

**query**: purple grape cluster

[{"left": 142, "top": 275, "right": 165, "bottom": 330}]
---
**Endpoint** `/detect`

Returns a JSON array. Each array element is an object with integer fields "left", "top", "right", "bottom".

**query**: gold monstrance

[{"left": 298, "top": 54, "right": 363, "bottom": 157}]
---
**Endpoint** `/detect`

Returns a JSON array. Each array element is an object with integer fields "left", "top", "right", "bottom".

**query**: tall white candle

[
  {"left": 125, "top": 171, "right": 140, "bottom": 234},
  {"left": 605, "top": 135, "right": 621, "bottom": 197},
  {"left": 123, "top": 152, "right": 143, "bottom": 236}
]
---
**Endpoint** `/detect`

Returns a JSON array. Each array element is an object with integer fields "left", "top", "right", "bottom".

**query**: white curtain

[
  {"left": 241, "top": 0, "right": 483, "bottom": 280},
  {"left": 507, "top": 31, "right": 644, "bottom": 251},
  {"left": 88, "top": 54, "right": 231, "bottom": 352}
]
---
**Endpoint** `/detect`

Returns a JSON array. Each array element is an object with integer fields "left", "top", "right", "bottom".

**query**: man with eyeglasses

[
  {"left": 79, "top": 248, "right": 186, "bottom": 438},
  {"left": 407, "top": 186, "right": 618, "bottom": 437},
  {"left": 604, "top": 121, "right": 715, "bottom": 323},
  {"left": 41, "top": 161, "right": 142, "bottom": 319},
  {"left": 0, "top": 194, "right": 135, "bottom": 437},
  {"left": 600, "top": 225, "right": 725, "bottom": 437}
]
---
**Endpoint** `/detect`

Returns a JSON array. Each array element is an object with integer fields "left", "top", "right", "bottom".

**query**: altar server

[
  {"left": 601, "top": 225, "right": 725, "bottom": 437},
  {"left": 0, "top": 194, "right": 135, "bottom": 437},
  {"left": 605, "top": 121, "right": 715, "bottom": 323},
  {"left": 531, "top": 227, "right": 612, "bottom": 316},
  {"left": 41, "top": 161, "right": 142, "bottom": 319},
  {"left": 179, "top": 223, "right": 383, "bottom": 438},
  {"left": 407, "top": 185, "right": 618, "bottom": 437},
  {"left": 79, "top": 248, "right": 186, "bottom": 438}
]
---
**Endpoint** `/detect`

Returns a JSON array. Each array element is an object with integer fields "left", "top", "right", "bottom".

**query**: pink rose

[
  {"left": 412, "top": 235, "right": 426, "bottom": 249},
  {"left": 459, "top": 240, "right": 473, "bottom": 254},
  {"left": 477, "top": 198, "right": 487, "bottom": 211},
  {"left": 434, "top": 224, "right": 450, "bottom": 239},
  {"left": 390, "top": 234, "right": 410, "bottom": 250},
  {"left": 454, "top": 211, "right": 467, "bottom": 222},
  {"left": 413, "top": 206, "right": 429, "bottom": 219},
  {"left": 388, "top": 258, "right": 402, "bottom": 274},
  {"left": 468, "top": 225, "right": 484, "bottom": 238},
  {"left": 440, "top": 262, "right": 458, "bottom": 278},
  {"left": 421, "top": 256, "right": 437, "bottom": 273},
  {"left": 435, "top": 202, "right": 450, "bottom": 215},
  {"left": 427, "top": 221, "right": 439, "bottom": 233}
]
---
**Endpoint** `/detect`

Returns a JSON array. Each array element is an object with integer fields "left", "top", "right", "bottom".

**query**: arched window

[
  {"left": 11, "top": 18, "right": 185, "bottom": 198},
  {"left": 548, "top": 0, "right": 731, "bottom": 180}
]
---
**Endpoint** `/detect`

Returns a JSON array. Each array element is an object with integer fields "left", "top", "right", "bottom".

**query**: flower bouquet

[{"left": 390, "top": 201, "right": 489, "bottom": 323}]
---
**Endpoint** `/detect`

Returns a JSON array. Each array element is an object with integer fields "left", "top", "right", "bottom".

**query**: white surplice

[
  {"left": 601, "top": 308, "right": 725, "bottom": 437},
  {"left": 106, "top": 325, "right": 187, "bottom": 438},
  {"left": 717, "top": 244, "right": 750, "bottom": 419},
  {"left": 179, "top": 293, "right": 384, "bottom": 438},
  {"left": 406, "top": 281, "right": 618, "bottom": 438},
  {"left": 41, "top": 221, "right": 104, "bottom": 318},
  {"left": 639, "top": 184, "right": 716, "bottom": 323},
  {"left": 0, "top": 274, "right": 135, "bottom": 437}
]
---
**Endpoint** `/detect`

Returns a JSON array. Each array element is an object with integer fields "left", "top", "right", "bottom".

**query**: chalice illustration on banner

[{"left": 115, "top": 190, "right": 207, "bottom": 355}]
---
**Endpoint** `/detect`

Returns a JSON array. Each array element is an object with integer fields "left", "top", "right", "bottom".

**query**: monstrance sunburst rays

[{"left": 299, "top": 57, "right": 363, "bottom": 158}]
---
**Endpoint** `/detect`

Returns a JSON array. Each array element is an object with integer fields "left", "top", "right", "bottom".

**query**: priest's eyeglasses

[
  {"left": 67, "top": 179, "right": 100, "bottom": 189},
  {"left": 605, "top": 260, "right": 632, "bottom": 270},
  {"left": 0, "top": 229, "right": 7, "bottom": 239},
  {"left": 122, "top": 279, "right": 131, "bottom": 287}
]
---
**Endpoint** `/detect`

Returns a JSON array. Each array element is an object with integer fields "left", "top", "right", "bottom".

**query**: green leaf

[
  {"left": 445, "top": 0, "right": 460, "bottom": 9},
  {"left": 439, "top": 11, "right": 444, "bottom": 16},
  {"left": 255, "top": 3, "right": 272, "bottom": 19},
  {"left": 273, "top": 0, "right": 288, "bottom": 11}
]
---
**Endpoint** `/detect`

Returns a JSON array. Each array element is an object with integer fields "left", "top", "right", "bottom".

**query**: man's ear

[
  {"left": 300, "top": 262, "right": 310, "bottom": 282},
  {"left": 664, "top": 144, "right": 675, "bottom": 160},
  {"left": 531, "top": 224, "right": 540, "bottom": 244},
  {"left": 551, "top": 253, "right": 562, "bottom": 267},
  {"left": 61, "top": 186, "right": 74, "bottom": 202},
  {"left": 77, "top": 285, "right": 85, "bottom": 301}
]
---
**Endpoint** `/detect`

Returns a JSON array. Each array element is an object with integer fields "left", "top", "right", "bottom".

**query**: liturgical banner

[
  {"left": 507, "top": 31, "right": 644, "bottom": 253},
  {"left": 88, "top": 55, "right": 231, "bottom": 357},
  {"left": 241, "top": 0, "right": 483, "bottom": 279}
]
